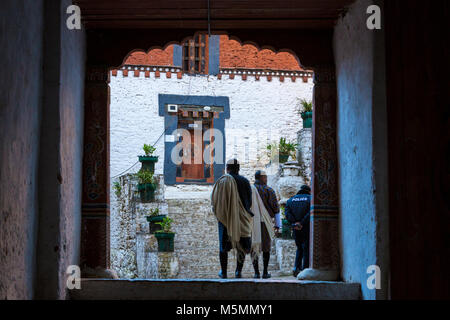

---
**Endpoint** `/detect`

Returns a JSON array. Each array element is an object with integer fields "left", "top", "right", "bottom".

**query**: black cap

[
  {"left": 255, "top": 170, "right": 267, "bottom": 179},
  {"left": 226, "top": 158, "right": 240, "bottom": 172},
  {"left": 299, "top": 185, "right": 311, "bottom": 193}
]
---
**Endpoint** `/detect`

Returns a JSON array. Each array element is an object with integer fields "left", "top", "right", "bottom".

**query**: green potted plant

[
  {"left": 136, "top": 169, "right": 157, "bottom": 202},
  {"left": 113, "top": 181, "right": 122, "bottom": 198},
  {"left": 279, "top": 137, "right": 297, "bottom": 163},
  {"left": 267, "top": 138, "right": 297, "bottom": 164},
  {"left": 154, "top": 217, "right": 175, "bottom": 252},
  {"left": 146, "top": 208, "right": 165, "bottom": 234},
  {"left": 138, "top": 144, "right": 158, "bottom": 173},
  {"left": 298, "top": 99, "right": 313, "bottom": 129}
]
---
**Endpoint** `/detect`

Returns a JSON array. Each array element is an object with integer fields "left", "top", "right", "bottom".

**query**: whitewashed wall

[{"left": 109, "top": 71, "right": 313, "bottom": 181}]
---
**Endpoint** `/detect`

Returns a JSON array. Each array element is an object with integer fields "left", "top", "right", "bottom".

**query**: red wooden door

[{"left": 181, "top": 126, "right": 204, "bottom": 179}]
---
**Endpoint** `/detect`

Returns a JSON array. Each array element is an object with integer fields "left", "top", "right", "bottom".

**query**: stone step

[{"left": 70, "top": 279, "right": 361, "bottom": 300}]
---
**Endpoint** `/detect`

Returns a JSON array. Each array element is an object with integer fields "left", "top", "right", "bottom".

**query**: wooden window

[{"left": 182, "top": 34, "right": 208, "bottom": 74}]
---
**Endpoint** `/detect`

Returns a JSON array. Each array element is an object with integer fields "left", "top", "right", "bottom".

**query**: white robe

[
  {"left": 250, "top": 185, "right": 275, "bottom": 255},
  {"left": 211, "top": 174, "right": 253, "bottom": 249}
]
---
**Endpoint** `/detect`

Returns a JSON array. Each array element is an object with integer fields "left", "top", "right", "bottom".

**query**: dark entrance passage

[{"left": 2, "top": 0, "right": 447, "bottom": 300}]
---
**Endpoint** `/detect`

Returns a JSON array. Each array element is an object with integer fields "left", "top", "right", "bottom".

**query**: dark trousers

[
  {"left": 218, "top": 221, "right": 232, "bottom": 252},
  {"left": 293, "top": 229, "right": 309, "bottom": 271},
  {"left": 218, "top": 221, "right": 251, "bottom": 253},
  {"left": 260, "top": 222, "right": 271, "bottom": 253},
  {"left": 218, "top": 221, "right": 251, "bottom": 277}
]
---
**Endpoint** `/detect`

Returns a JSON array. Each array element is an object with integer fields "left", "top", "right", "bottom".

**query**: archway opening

[{"left": 107, "top": 32, "right": 315, "bottom": 280}]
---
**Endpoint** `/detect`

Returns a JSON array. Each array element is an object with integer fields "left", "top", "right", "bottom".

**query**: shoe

[
  {"left": 252, "top": 256, "right": 260, "bottom": 277},
  {"left": 293, "top": 268, "right": 300, "bottom": 277},
  {"left": 236, "top": 257, "right": 244, "bottom": 279},
  {"left": 253, "top": 273, "right": 261, "bottom": 279},
  {"left": 219, "top": 252, "right": 228, "bottom": 279},
  {"left": 262, "top": 272, "right": 271, "bottom": 279}
]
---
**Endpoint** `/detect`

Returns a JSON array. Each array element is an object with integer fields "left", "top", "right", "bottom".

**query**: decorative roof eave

[
  {"left": 218, "top": 67, "right": 313, "bottom": 82},
  {"left": 219, "top": 67, "right": 313, "bottom": 76},
  {"left": 110, "top": 64, "right": 182, "bottom": 79},
  {"left": 117, "top": 64, "right": 181, "bottom": 72},
  {"left": 111, "top": 65, "right": 313, "bottom": 83}
]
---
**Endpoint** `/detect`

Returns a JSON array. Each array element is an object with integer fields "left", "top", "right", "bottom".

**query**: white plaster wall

[{"left": 109, "top": 72, "right": 313, "bottom": 181}]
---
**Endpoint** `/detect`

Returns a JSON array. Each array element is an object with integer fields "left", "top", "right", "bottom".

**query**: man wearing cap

[
  {"left": 211, "top": 159, "right": 254, "bottom": 279},
  {"left": 285, "top": 185, "right": 311, "bottom": 277},
  {"left": 249, "top": 170, "right": 280, "bottom": 279}
]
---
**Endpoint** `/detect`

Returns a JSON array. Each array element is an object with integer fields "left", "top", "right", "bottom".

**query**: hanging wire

[
  {"left": 111, "top": 161, "right": 139, "bottom": 179},
  {"left": 114, "top": 0, "right": 210, "bottom": 180},
  {"left": 207, "top": 0, "right": 211, "bottom": 37},
  {"left": 111, "top": 126, "right": 169, "bottom": 179}
]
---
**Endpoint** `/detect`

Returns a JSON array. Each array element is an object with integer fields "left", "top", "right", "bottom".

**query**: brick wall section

[
  {"left": 219, "top": 35, "right": 303, "bottom": 71},
  {"left": 119, "top": 35, "right": 303, "bottom": 72},
  {"left": 124, "top": 46, "right": 174, "bottom": 66}
]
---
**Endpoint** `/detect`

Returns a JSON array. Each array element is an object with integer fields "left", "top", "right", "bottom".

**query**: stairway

[{"left": 163, "top": 196, "right": 297, "bottom": 279}]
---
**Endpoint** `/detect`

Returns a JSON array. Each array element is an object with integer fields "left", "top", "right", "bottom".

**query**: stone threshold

[{"left": 70, "top": 279, "right": 361, "bottom": 300}]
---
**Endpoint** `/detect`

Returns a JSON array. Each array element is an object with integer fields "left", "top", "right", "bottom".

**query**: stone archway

[{"left": 80, "top": 29, "right": 340, "bottom": 281}]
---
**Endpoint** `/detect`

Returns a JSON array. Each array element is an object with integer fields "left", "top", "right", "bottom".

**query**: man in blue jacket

[{"left": 284, "top": 185, "right": 311, "bottom": 277}]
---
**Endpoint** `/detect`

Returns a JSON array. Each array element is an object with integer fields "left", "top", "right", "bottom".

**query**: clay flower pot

[
  {"left": 146, "top": 215, "right": 165, "bottom": 234},
  {"left": 279, "top": 154, "right": 290, "bottom": 164},
  {"left": 301, "top": 111, "right": 313, "bottom": 128},
  {"left": 138, "top": 155, "right": 158, "bottom": 173},
  {"left": 137, "top": 183, "right": 156, "bottom": 202},
  {"left": 155, "top": 232, "right": 175, "bottom": 252}
]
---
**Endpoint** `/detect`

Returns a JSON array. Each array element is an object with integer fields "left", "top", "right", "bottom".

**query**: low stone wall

[
  {"left": 297, "top": 128, "right": 312, "bottom": 184},
  {"left": 110, "top": 173, "right": 167, "bottom": 278}
]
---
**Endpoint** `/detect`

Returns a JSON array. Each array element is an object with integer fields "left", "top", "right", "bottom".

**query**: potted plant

[
  {"left": 154, "top": 217, "right": 175, "bottom": 252},
  {"left": 298, "top": 99, "right": 313, "bottom": 129},
  {"left": 136, "top": 169, "right": 157, "bottom": 202},
  {"left": 138, "top": 144, "right": 158, "bottom": 173},
  {"left": 279, "top": 138, "right": 297, "bottom": 163},
  {"left": 146, "top": 208, "right": 165, "bottom": 234},
  {"left": 267, "top": 138, "right": 297, "bottom": 164},
  {"left": 113, "top": 181, "right": 122, "bottom": 198}
]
